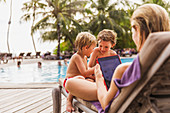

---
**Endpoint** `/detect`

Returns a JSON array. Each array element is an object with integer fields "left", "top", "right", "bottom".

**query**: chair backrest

[
  {"left": 36, "top": 52, "right": 41, "bottom": 57},
  {"left": 19, "top": 53, "right": 25, "bottom": 57},
  {"left": 26, "top": 52, "right": 32, "bottom": 56},
  {"left": 108, "top": 32, "right": 170, "bottom": 113}
]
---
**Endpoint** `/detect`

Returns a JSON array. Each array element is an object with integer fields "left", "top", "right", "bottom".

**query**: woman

[{"left": 65, "top": 3, "right": 170, "bottom": 112}]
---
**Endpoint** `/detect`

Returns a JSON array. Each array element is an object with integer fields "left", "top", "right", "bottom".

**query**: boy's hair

[
  {"left": 38, "top": 62, "right": 41, "bottom": 65},
  {"left": 17, "top": 61, "right": 21, "bottom": 65},
  {"left": 97, "top": 29, "right": 117, "bottom": 45},
  {"left": 75, "top": 32, "right": 97, "bottom": 50}
]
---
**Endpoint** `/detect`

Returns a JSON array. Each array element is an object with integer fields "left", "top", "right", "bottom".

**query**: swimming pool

[{"left": 0, "top": 58, "right": 134, "bottom": 83}]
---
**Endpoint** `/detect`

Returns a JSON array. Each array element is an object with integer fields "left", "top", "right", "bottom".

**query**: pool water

[{"left": 0, "top": 58, "right": 134, "bottom": 83}]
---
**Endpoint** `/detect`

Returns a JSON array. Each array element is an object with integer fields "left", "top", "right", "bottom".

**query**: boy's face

[
  {"left": 98, "top": 40, "right": 113, "bottom": 55},
  {"left": 86, "top": 43, "right": 96, "bottom": 57}
]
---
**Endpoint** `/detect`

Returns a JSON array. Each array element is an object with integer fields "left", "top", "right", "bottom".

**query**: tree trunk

[
  {"left": 67, "top": 36, "right": 75, "bottom": 49},
  {"left": 7, "top": 0, "right": 12, "bottom": 53},
  {"left": 31, "top": 3, "right": 37, "bottom": 53}
]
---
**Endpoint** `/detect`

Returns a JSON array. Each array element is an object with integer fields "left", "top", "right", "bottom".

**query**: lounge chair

[
  {"left": 52, "top": 32, "right": 170, "bottom": 113},
  {"left": 6, "top": 53, "right": 12, "bottom": 59},
  {"left": 0, "top": 53, "right": 8, "bottom": 64},
  {"left": 12, "top": 52, "right": 25, "bottom": 61},
  {"left": 24, "top": 52, "right": 32, "bottom": 59},
  {"left": 35, "top": 51, "right": 41, "bottom": 58},
  {"left": 32, "top": 51, "right": 41, "bottom": 58},
  {"left": 63, "top": 51, "right": 73, "bottom": 59}
]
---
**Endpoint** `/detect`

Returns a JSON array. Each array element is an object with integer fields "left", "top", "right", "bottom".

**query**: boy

[
  {"left": 89, "top": 29, "right": 117, "bottom": 67},
  {"left": 64, "top": 32, "right": 97, "bottom": 112}
]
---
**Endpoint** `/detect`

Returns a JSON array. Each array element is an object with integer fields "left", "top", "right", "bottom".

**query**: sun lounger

[
  {"left": 24, "top": 52, "right": 32, "bottom": 59},
  {"left": 13, "top": 52, "right": 25, "bottom": 61},
  {"left": 52, "top": 32, "right": 170, "bottom": 113},
  {"left": 0, "top": 53, "right": 8, "bottom": 64},
  {"left": 32, "top": 51, "right": 41, "bottom": 58}
]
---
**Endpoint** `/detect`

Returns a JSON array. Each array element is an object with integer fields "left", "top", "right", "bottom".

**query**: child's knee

[
  {"left": 65, "top": 79, "right": 72, "bottom": 91},
  {"left": 74, "top": 76, "right": 85, "bottom": 79}
]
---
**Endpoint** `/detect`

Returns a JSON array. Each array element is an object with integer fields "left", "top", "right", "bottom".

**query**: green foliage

[
  {"left": 53, "top": 41, "right": 73, "bottom": 55},
  {"left": 0, "top": 0, "right": 6, "bottom": 2},
  {"left": 21, "top": 0, "right": 170, "bottom": 52}
]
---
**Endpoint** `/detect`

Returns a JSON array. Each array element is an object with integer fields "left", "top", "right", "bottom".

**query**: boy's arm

[
  {"left": 75, "top": 55, "right": 94, "bottom": 77},
  {"left": 88, "top": 48, "right": 98, "bottom": 67}
]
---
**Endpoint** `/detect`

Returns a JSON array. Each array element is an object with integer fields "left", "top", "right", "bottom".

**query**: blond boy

[{"left": 64, "top": 32, "right": 97, "bottom": 112}]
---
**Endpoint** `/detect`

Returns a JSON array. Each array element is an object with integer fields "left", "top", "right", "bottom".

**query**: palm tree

[
  {"left": 31, "top": 0, "right": 87, "bottom": 58},
  {"left": 20, "top": 0, "right": 47, "bottom": 53},
  {"left": 6, "top": 0, "right": 12, "bottom": 53},
  {"left": 87, "top": 0, "right": 119, "bottom": 36},
  {"left": 87, "top": 0, "right": 134, "bottom": 48}
]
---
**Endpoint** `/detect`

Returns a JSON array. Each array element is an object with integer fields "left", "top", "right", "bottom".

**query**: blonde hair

[
  {"left": 97, "top": 29, "right": 117, "bottom": 45},
  {"left": 131, "top": 4, "right": 170, "bottom": 50},
  {"left": 75, "top": 32, "right": 97, "bottom": 50}
]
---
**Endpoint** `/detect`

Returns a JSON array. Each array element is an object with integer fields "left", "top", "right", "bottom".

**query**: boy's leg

[
  {"left": 66, "top": 75, "right": 86, "bottom": 112},
  {"left": 66, "top": 93, "right": 74, "bottom": 112},
  {"left": 65, "top": 77, "right": 98, "bottom": 101}
]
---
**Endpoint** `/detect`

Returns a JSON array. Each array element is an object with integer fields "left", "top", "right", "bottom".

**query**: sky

[{"left": 0, "top": 0, "right": 58, "bottom": 56}]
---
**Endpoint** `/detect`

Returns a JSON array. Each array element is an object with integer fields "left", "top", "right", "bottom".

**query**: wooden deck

[{"left": 0, "top": 83, "right": 67, "bottom": 113}]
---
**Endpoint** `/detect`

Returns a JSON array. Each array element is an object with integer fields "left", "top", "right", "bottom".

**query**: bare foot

[
  {"left": 66, "top": 99, "right": 75, "bottom": 112},
  {"left": 95, "top": 64, "right": 104, "bottom": 80}
]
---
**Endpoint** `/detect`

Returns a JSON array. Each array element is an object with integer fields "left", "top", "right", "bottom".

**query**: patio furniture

[
  {"left": 63, "top": 51, "right": 73, "bottom": 59},
  {"left": 0, "top": 53, "right": 8, "bottom": 64},
  {"left": 35, "top": 51, "right": 41, "bottom": 58},
  {"left": 52, "top": 32, "right": 170, "bottom": 113},
  {"left": 24, "top": 52, "right": 32, "bottom": 59},
  {"left": 12, "top": 52, "right": 25, "bottom": 61}
]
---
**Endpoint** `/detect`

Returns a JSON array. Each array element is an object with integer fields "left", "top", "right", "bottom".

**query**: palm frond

[
  {"left": 32, "top": 15, "right": 52, "bottom": 33},
  {"left": 20, "top": 13, "right": 31, "bottom": 22},
  {"left": 41, "top": 31, "right": 58, "bottom": 41}
]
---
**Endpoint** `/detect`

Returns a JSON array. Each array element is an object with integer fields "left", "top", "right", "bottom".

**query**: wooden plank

[
  {"left": 26, "top": 100, "right": 52, "bottom": 113},
  {"left": 0, "top": 89, "right": 50, "bottom": 112},
  {"left": 0, "top": 89, "right": 33, "bottom": 105},
  {"left": 2, "top": 91, "right": 51, "bottom": 113},
  {"left": 152, "top": 89, "right": 170, "bottom": 95},
  {"left": 39, "top": 105, "right": 53, "bottom": 113},
  {"left": 0, "top": 83, "right": 61, "bottom": 113},
  {"left": 0, "top": 89, "right": 27, "bottom": 99},
  {"left": 15, "top": 96, "right": 51, "bottom": 113}
]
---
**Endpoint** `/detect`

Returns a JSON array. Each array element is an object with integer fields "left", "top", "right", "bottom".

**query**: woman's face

[{"left": 131, "top": 21, "right": 140, "bottom": 49}]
